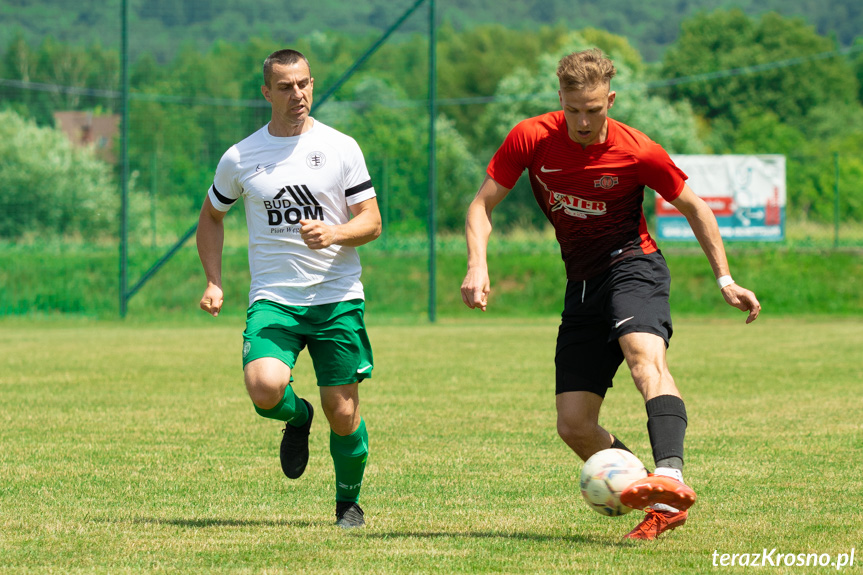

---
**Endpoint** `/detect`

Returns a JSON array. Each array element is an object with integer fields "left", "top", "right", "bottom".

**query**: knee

[
  {"left": 320, "top": 383, "right": 361, "bottom": 435},
  {"left": 244, "top": 371, "right": 284, "bottom": 410},
  {"left": 325, "top": 404, "right": 358, "bottom": 436},
  {"left": 629, "top": 360, "right": 675, "bottom": 398},
  {"left": 557, "top": 416, "right": 593, "bottom": 446},
  {"left": 629, "top": 360, "right": 658, "bottom": 387}
]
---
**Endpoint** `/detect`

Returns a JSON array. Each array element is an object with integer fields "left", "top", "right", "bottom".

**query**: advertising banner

[{"left": 657, "top": 155, "right": 785, "bottom": 241}]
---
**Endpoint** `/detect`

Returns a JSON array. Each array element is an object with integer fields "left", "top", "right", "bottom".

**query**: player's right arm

[
  {"left": 196, "top": 195, "right": 228, "bottom": 317},
  {"left": 461, "top": 175, "right": 512, "bottom": 311}
]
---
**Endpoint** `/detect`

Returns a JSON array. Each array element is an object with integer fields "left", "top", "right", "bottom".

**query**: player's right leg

[
  {"left": 244, "top": 358, "right": 313, "bottom": 479},
  {"left": 623, "top": 507, "right": 688, "bottom": 540},
  {"left": 555, "top": 278, "right": 631, "bottom": 462},
  {"left": 242, "top": 300, "right": 313, "bottom": 479},
  {"left": 556, "top": 391, "right": 612, "bottom": 461}
]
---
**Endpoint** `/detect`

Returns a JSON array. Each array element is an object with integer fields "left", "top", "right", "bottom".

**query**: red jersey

[{"left": 488, "top": 112, "right": 687, "bottom": 280}]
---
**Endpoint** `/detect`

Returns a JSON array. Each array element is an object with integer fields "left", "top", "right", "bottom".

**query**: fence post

[
  {"left": 151, "top": 151, "right": 158, "bottom": 249},
  {"left": 119, "top": 0, "right": 130, "bottom": 317},
  {"left": 381, "top": 155, "right": 389, "bottom": 251},
  {"left": 834, "top": 152, "right": 839, "bottom": 249},
  {"left": 427, "top": 0, "right": 437, "bottom": 323}
]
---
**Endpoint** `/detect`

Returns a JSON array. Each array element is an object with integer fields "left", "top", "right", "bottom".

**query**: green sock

[
  {"left": 253, "top": 385, "right": 309, "bottom": 426},
  {"left": 330, "top": 418, "right": 369, "bottom": 503}
]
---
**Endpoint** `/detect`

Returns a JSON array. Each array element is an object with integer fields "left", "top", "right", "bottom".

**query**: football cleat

[
  {"left": 620, "top": 474, "right": 696, "bottom": 511},
  {"left": 280, "top": 399, "right": 314, "bottom": 479},
  {"left": 335, "top": 501, "right": 365, "bottom": 529},
  {"left": 624, "top": 508, "right": 688, "bottom": 540}
]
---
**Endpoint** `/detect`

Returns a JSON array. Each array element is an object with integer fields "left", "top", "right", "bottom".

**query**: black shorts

[{"left": 555, "top": 252, "right": 673, "bottom": 397}]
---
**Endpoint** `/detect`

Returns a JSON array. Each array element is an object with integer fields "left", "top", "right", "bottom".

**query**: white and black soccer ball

[{"left": 579, "top": 448, "right": 648, "bottom": 516}]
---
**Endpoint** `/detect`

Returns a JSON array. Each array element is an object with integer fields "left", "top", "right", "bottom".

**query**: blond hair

[{"left": 557, "top": 48, "right": 616, "bottom": 91}]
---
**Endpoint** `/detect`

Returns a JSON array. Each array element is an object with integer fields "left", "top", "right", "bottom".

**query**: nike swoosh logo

[
  {"left": 614, "top": 316, "right": 635, "bottom": 329},
  {"left": 356, "top": 365, "right": 373, "bottom": 373},
  {"left": 256, "top": 162, "right": 278, "bottom": 172},
  {"left": 540, "top": 165, "right": 562, "bottom": 173}
]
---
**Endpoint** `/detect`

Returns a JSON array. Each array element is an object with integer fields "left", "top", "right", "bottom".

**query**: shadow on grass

[
  {"left": 98, "top": 518, "right": 634, "bottom": 546},
  {"left": 363, "top": 530, "right": 624, "bottom": 546},
  {"left": 98, "top": 517, "right": 320, "bottom": 528}
]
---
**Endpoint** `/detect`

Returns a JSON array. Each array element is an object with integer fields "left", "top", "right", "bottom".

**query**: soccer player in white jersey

[{"left": 196, "top": 49, "right": 381, "bottom": 529}]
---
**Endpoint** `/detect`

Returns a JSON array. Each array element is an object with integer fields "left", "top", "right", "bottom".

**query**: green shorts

[{"left": 242, "top": 298, "right": 374, "bottom": 387}]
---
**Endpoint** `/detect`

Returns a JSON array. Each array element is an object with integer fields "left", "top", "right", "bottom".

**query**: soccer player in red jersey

[{"left": 460, "top": 49, "right": 761, "bottom": 540}]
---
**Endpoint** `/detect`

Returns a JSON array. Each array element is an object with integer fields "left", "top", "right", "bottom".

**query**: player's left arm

[
  {"left": 670, "top": 184, "right": 761, "bottom": 324},
  {"left": 300, "top": 197, "right": 382, "bottom": 249}
]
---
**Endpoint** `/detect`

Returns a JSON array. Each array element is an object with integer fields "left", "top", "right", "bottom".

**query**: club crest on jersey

[
  {"left": 594, "top": 175, "right": 619, "bottom": 189},
  {"left": 536, "top": 175, "right": 607, "bottom": 219},
  {"left": 306, "top": 151, "right": 326, "bottom": 169}
]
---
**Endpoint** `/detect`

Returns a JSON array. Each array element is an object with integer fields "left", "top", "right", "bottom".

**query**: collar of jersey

[
  {"left": 263, "top": 118, "right": 317, "bottom": 142},
  {"left": 558, "top": 115, "right": 614, "bottom": 152}
]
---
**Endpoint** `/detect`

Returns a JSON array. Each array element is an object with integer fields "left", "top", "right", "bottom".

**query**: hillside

[{"left": 1, "top": 0, "right": 860, "bottom": 62}]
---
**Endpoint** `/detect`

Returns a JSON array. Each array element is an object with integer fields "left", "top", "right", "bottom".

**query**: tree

[
  {"left": 316, "top": 75, "right": 484, "bottom": 234},
  {"left": 479, "top": 30, "right": 703, "bottom": 153},
  {"left": 661, "top": 11, "right": 863, "bottom": 222},
  {"left": 661, "top": 10, "right": 859, "bottom": 133},
  {"left": 434, "top": 23, "right": 571, "bottom": 148},
  {"left": 0, "top": 109, "right": 117, "bottom": 239}
]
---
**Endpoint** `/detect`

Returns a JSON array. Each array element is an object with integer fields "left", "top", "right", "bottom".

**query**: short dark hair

[{"left": 263, "top": 49, "right": 311, "bottom": 87}]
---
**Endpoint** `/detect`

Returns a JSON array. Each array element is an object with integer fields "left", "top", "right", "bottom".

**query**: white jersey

[{"left": 208, "top": 119, "right": 376, "bottom": 306}]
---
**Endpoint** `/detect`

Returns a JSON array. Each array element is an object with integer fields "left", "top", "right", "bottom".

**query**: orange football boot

[
  {"left": 620, "top": 474, "right": 696, "bottom": 511},
  {"left": 624, "top": 508, "right": 688, "bottom": 540}
]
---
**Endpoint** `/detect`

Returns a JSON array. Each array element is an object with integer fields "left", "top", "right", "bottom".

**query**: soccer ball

[{"left": 579, "top": 448, "right": 648, "bottom": 516}]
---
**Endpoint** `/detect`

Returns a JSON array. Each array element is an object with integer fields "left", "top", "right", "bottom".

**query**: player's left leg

[
  {"left": 602, "top": 254, "right": 694, "bottom": 538},
  {"left": 618, "top": 332, "right": 694, "bottom": 539},
  {"left": 307, "top": 299, "right": 373, "bottom": 529},
  {"left": 320, "top": 383, "right": 368, "bottom": 528},
  {"left": 618, "top": 332, "right": 694, "bottom": 510}
]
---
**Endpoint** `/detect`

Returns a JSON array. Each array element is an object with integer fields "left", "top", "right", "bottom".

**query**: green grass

[
  {"left": 2, "top": 237, "right": 862, "bottom": 319},
  {"left": 1, "top": 316, "right": 861, "bottom": 573}
]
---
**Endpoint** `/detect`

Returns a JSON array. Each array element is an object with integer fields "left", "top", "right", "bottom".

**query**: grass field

[
  {"left": 3, "top": 238, "right": 863, "bottom": 319},
  {"left": 1, "top": 316, "right": 861, "bottom": 573}
]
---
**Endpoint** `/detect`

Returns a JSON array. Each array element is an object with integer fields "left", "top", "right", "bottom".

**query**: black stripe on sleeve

[
  {"left": 345, "top": 179, "right": 373, "bottom": 197},
  {"left": 212, "top": 185, "right": 238, "bottom": 205}
]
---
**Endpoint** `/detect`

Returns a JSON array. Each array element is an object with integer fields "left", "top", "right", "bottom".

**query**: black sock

[
  {"left": 645, "top": 395, "right": 687, "bottom": 469},
  {"left": 656, "top": 456, "right": 684, "bottom": 471},
  {"left": 610, "top": 435, "right": 632, "bottom": 453}
]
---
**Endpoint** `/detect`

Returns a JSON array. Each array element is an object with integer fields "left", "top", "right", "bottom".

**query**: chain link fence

[{"left": 1, "top": 2, "right": 861, "bottom": 317}]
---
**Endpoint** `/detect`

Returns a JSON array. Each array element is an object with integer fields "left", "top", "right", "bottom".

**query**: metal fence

[{"left": 1, "top": 2, "right": 861, "bottom": 318}]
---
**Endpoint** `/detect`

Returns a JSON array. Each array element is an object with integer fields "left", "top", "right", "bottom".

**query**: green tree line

[
  {"left": 2, "top": 0, "right": 860, "bottom": 63},
  {"left": 1, "top": 9, "right": 862, "bottom": 241}
]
